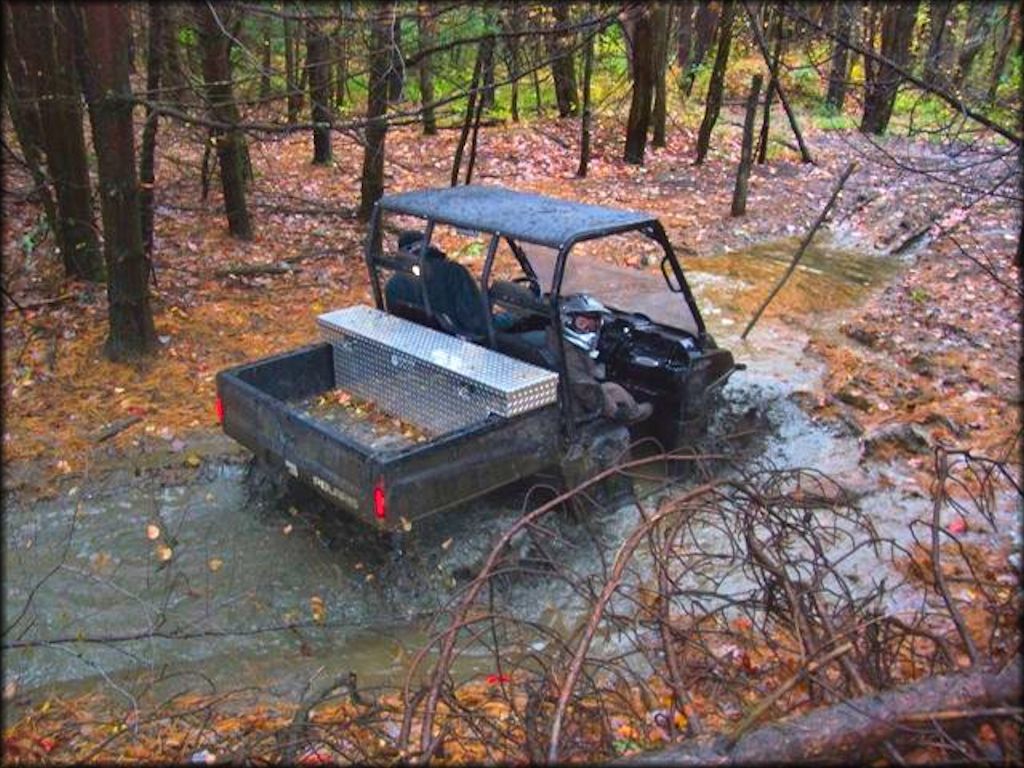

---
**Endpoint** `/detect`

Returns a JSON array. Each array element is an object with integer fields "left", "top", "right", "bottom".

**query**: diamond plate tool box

[{"left": 316, "top": 306, "right": 558, "bottom": 435}]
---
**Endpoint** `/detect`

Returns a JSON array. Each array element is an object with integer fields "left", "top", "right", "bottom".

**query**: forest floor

[{"left": 2, "top": 110, "right": 1020, "bottom": 762}]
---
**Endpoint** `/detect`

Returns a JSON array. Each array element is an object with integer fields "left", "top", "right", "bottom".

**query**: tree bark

[
  {"left": 140, "top": 1, "right": 163, "bottom": 260},
  {"left": 576, "top": 27, "right": 594, "bottom": 177},
  {"left": 624, "top": 3, "right": 656, "bottom": 165},
  {"left": 694, "top": 1, "right": 735, "bottom": 165},
  {"left": 732, "top": 74, "right": 762, "bottom": 216},
  {"left": 306, "top": 16, "right": 333, "bottom": 164},
  {"left": 197, "top": 4, "right": 252, "bottom": 239},
  {"left": 676, "top": 1, "right": 695, "bottom": 74},
  {"left": 825, "top": 1, "right": 854, "bottom": 111},
  {"left": 10, "top": 1, "right": 103, "bottom": 281},
  {"left": 650, "top": 3, "right": 670, "bottom": 148},
  {"left": 986, "top": 4, "right": 1018, "bottom": 103},
  {"left": 616, "top": 659, "right": 1021, "bottom": 765},
  {"left": 260, "top": 16, "right": 272, "bottom": 100},
  {"left": 334, "top": 4, "right": 350, "bottom": 107},
  {"left": 860, "top": 1, "right": 919, "bottom": 135},
  {"left": 549, "top": 3, "right": 578, "bottom": 118},
  {"left": 417, "top": 3, "right": 437, "bottom": 134},
  {"left": 160, "top": 4, "right": 188, "bottom": 108},
  {"left": 359, "top": 2, "right": 394, "bottom": 221},
  {"left": 76, "top": 1, "right": 157, "bottom": 360}
]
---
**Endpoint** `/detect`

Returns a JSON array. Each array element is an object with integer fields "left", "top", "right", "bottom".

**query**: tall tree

[
  {"left": 924, "top": 0, "right": 955, "bottom": 86},
  {"left": 197, "top": 3, "right": 252, "bottom": 239},
  {"left": 139, "top": 2, "right": 163, "bottom": 260},
  {"left": 577, "top": 26, "right": 595, "bottom": 177},
  {"left": 416, "top": 3, "right": 437, "bottom": 134},
  {"left": 359, "top": 3, "right": 394, "bottom": 221},
  {"left": 284, "top": 16, "right": 301, "bottom": 124},
  {"left": 503, "top": 1, "right": 524, "bottom": 122},
  {"left": 386, "top": 11, "right": 404, "bottom": 102},
  {"left": 548, "top": 4, "right": 579, "bottom": 117},
  {"left": 306, "top": 15, "right": 333, "bottom": 164},
  {"left": 75, "top": 1, "right": 157, "bottom": 360},
  {"left": 694, "top": 1, "right": 736, "bottom": 164},
  {"left": 953, "top": 1, "right": 997, "bottom": 90},
  {"left": 623, "top": 3, "right": 656, "bottom": 164},
  {"left": 684, "top": 0, "right": 720, "bottom": 97},
  {"left": 650, "top": 3, "right": 671, "bottom": 147},
  {"left": 8, "top": 1, "right": 103, "bottom": 281},
  {"left": 479, "top": 9, "right": 497, "bottom": 111},
  {"left": 860, "top": 1, "right": 919, "bottom": 135},
  {"left": 826, "top": 1, "right": 855, "bottom": 111},
  {"left": 675, "top": 1, "right": 696, "bottom": 97}
]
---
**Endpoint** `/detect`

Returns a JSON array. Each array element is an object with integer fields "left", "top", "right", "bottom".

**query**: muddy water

[{"left": 2, "top": 236, "right": 1005, "bottom": 713}]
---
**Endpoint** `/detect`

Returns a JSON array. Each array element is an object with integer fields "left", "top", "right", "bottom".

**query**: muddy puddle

[{"left": 3, "top": 236, "right": 1014, "bottom": 716}]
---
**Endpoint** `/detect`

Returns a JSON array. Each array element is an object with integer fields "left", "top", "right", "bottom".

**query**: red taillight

[
  {"left": 215, "top": 396, "right": 224, "bottom": 424},
  {"left": 373, "top": 479, "right": 386, "bottom": 519}
]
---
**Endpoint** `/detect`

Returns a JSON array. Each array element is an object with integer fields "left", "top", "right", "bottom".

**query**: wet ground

[{"left": 3, "top": 235, "right": 1015, "bottom": 718}]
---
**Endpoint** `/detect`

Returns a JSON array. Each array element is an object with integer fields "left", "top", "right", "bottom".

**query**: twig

[
  {"left": 93, "top": 415, "right": 143, "bottom": 443},
  {"left": 741, "top": 161, "right": 857, "bottom": 339}
]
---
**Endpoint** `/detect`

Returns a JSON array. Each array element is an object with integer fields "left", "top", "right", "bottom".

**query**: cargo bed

[{"left": 216, "top": 341, "right": 561, "bottom": 531}]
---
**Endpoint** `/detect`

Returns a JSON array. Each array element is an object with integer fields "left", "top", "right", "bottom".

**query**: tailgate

[{"left": 217, "top": 343, "right": 560, "bottom": 530}]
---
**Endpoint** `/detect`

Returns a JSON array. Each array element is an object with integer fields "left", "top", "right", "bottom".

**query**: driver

[{"left": 558, "top": 294, "right": 653, "bottom": 424}]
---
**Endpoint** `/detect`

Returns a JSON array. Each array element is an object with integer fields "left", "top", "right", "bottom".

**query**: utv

[{"left": 216, "top": 185, "right": 737, "bottom": 531}]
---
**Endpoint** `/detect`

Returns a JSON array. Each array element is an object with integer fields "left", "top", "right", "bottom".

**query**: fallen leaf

[
  {"left": 146, "top": 523, "right": 161, "bottom": 540},
  {"left": 156, "top": 544, "right": 173, "bottom": 562},
  {"left": 208, "top": 557, "right": 224, "bottom": 572}
]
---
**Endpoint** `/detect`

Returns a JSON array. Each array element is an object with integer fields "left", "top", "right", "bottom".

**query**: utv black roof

[{"left": 377, "top": 185, "right": 658, "bottom": 250}]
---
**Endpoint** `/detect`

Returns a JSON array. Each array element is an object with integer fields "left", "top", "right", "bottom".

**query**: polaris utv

[{"left": 216, "top": 185, "right": 737, "bottom": 530}]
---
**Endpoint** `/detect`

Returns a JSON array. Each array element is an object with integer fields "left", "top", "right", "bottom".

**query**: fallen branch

[
  {"left": 93, "top": 415, "right": 143, "bottom": 443},
  {"left": 214, "top": 262, "right": 300, "bottom": 278},
  {"left": 616, "top": 657, "right": 1021, "bottom": 765},
  {"left": 741, "top": 161, "right": 856, "bottom": 339}
]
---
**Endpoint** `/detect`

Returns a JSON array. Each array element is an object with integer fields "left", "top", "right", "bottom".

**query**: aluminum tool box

[{"left": 317, "top": 306, "right": 558, "bottom": 435}]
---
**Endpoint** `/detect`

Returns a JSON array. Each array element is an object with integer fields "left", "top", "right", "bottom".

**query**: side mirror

[{"left": 660, "top": 255, "right": 683, "bottom": 293}]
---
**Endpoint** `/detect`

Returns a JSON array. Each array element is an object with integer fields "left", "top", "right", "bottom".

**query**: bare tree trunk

[
  {"left": 307, "top": 17, "right": 332, "bottom": 164},
  {"left": 986, "top": 4, "right": 1018, "bottom": 103},
  {"left": 953, "top": 1, "right": 997, "bottom": 90},
  {"left": 651, "top": 3, "right": 670, "bottom": 148},
  {"left": 694, "top": 1, "right": 735, "bottom": 165},
  {"left": 676, "top": 0, "right": 695, "bottom": 73},
  {"left": 140, "top": 1, "right": 163, "bottom": 261},
  {"left": 76, "top": 1, "right": 157, "bottom": 360},
  {"left": 624, "top": 3, "right": 656, "bottom": 165},
  {"left": 826, "top": 1, "right": 854, "bottom": 110},
  {"left": 684, "top": 0, "right": 720, "bottom": 97},
  {"left": 284, "top": 16, "right": 300, "bottom": 124},
  {"left": 755, "top": 7, "right": 782, "bottom": 163},
  {"left": 504, "top": 1, "right": 523, "bottom": 122},
  {"left": 10, "top": 1, "right": 103, "bottom": 281},
  {"left": 480, "top": 10, "right": 497, "bottom": 111},
  {"left": 260, "top": 16, "right": 272, "bottom": 100},
  {"left": 1, "top": 7, "right": 58, "bottom": 238},
  {"left": 732, "top": 74, "right": 762, "bottom": 216},
  {"left": 198, "top": 4, "right": 252, "bottom": 239},
  {"left": 417, "top": 3, "right": 436, "bottom": 134},
  {"left": 746, "top": 1, "right": 813, "bottom": 163},
  {"left": 451, "top": 36, "right": 485, "bottom": 186},
  {"left": 577, "top": 27, "right": 594, "bottom": 178},
  {"left": 334, "top": 3, "right": 350, "bottom": 107},
  {"left": 359, "top": 2, "right": 393, "bottom": 221},
  {"left": 924, "top": 0, "right": 954, "bottom": 86},
  {"left": 549, "top": 3, "right": 578, "bottom": 117},
  {"left": 387, "top": 11, "right": 404, "bottom": 102},
  {"left": 860, "top": 1, "right": 919, "bottom": 135},
  {"left": 160, "top": 4, "right": 188, "bottom": 108}
]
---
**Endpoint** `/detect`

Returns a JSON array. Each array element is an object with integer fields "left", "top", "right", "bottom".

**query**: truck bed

[{"left": 216, "top": 342, "right": 561, "bottom": 530}]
